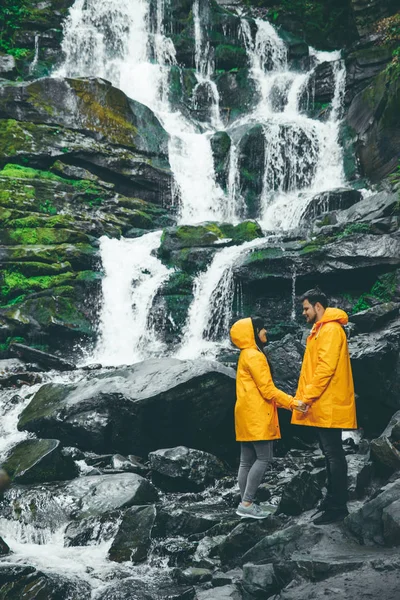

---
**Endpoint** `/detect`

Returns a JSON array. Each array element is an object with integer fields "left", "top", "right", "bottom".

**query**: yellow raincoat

[
  {"left": 292, "top": 307, "right": 357, "bottom": 429},
  {"left": 230, "top": 318, "right": 293, "bottom": 441}
]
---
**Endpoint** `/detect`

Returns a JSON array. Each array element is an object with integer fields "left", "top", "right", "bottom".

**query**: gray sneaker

[{"left": 236, "top": 503, "right": 270, "bottom": 519}]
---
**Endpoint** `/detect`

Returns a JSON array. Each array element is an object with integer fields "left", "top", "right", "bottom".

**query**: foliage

[
  {"left": 337, "top": 222, "right": 372, "bottom": 238},
  {"left": 348, "top": 272, "right": 397, "bottom": 314},
  {"left": 375, "top": 13, "right": 400, "bottom": 82},
  {"left": 0, "top": 0, "right": 30, "bottom": 54}
]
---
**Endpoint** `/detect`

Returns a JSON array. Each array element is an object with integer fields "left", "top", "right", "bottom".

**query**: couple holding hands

[{"left": 230, "top": 288, "right": 357, "bottom": 525}]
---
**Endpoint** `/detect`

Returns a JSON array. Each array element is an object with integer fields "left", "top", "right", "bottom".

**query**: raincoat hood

[
  {"left": 317, "top": 307, "right": 348, "bottom": 325},
  {"left": 311, "top": 307, "right": 348, "bottom": 335},
  {"left": 230, "top": 318, "right": 258, "bottom": 350}
]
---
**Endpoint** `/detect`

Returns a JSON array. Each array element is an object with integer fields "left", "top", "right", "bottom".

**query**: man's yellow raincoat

[
  {"left": 292, "top": 307, "right": 357, "bottom": 429},
  {"left": 230, "top": 318, "right": 293, "bottom": 441}
]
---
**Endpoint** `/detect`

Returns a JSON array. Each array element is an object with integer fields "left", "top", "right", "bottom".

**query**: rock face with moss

[{"left": 0, "top": 76, "right": 173, "bottom": 357}]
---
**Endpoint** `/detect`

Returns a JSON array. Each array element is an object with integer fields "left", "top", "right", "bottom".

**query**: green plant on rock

[
  {"left": 337, "top": 222, "right": 372, "bottom": 238},
  {"left": 0, "top": 0, "right": 30, "bottom": 54}
]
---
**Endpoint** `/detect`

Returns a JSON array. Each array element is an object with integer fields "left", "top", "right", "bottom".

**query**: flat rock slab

[
  {"left": 2, "top": 438, "right": 78, "bottom": 484},
  {"left": 63, "top": 473, "right": 158, "bottom": 518},
  {"left": 17, "top": 358, "right": 236, "bottom": 460}
]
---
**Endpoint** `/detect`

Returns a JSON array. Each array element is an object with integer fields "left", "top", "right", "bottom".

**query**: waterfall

[
  {"left": 92, "top": 232, "right": 170, "bottom": 367},
  {"left": 29, "top": 34, "right": 40, "bottom": 75},
  {"left": 57, "top": 0, "right": 226, "bottom": 225},
  {"left": 176, "top": 237, "right": 268, "bottom": 360}
]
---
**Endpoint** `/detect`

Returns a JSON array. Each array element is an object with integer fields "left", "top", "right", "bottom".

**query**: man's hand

[{"left": 293, "top": 399, "right": 309, "bottom": 413}]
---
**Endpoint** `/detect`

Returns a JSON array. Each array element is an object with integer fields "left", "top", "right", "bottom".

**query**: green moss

[
  {"left": 0, "top": 270, "right": 76, "bottom": 301},
  {"left": 2, "top": 439, "right": 58, "bottom": 480},
  {"left": 18, "top": 383, "right": 71, "bottom": 429},
  {"left": 0, "top": 228, "right": 91, "bottom": 246},
  {"left": 337, "top": 222, "right": 372, "bottom": 238}
]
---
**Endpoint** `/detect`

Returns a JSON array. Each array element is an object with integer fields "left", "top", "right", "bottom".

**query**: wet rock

[
  {"left": 0, "top": 537, "right": 10, "bottom": 556},
  {"left": 345, "top": 42, "right": 393, "bottom": 98},
  {"left": 339, "top": 190, "right": 399, "bottom": 223},
  {"left": 370, "top": 410, "right": 400, "bottom": 472},
  {"left": 242, "top": 563, "right": 278, "bottom": 599},
  {"left": 274, "top": 564, "right": 400, "bottom": 600},
  {"left": 149, "top": 446, "right": 225, "bottom": 492},
  {"left": 300, "top": 188, "right": 362, "bottom": 223},
  {"left": 64, "top": 512, "right": 120, "bottom": 547},
  {"left": 345, "top": 476, "right": 400, "bottom": 544},
  {"left": 0, "top": 359, "right": 42, "bottom": 387},
  {"left": 63, "top": 473, "right": 158, "bottom": 518},
  {"left": 307, "top": 61, "right": 335, "bottom": 103},
  {"left": 0, "top": 78, "right": 169, "bottom": 158},
  {"left": 347, "top": 72, "right": 400, "bottom": 181},
  {"left": 2, "top": 438, "right": 78, "bottom": 484},
  {"left": 18, "top": 359, "right": 237, "bottom": 460},
  {"left": 174, "top": 567, "right": 213, "bottom": 585},
  {"left": 0, "top": 53, "right": 17, "bottom": 79},
  {"left": 0, "top": 564, "right": 91, "bottom": 599},
  {"left": 347, "top": 454, "right": 373, "bottom": 499},
  {"left": 218, "top": 516, "right": 282, "bottom": 565},
  {"left": 214, "top": 69, "right": 257, "bottom": 124},
  {"left": 9, "top": 343, "right": 75, "bottom": 371},
  {"left": 350, "top": 302, "right": 400, "bottom": 333},
  {"left": 111, "top": 454, "right": 148, "bottom": 474},
  {"left": 278, "top": 470, "right": 322, "bottom": 516},
  {"left": 196, "top": 584, "right": 242, "bottom": 600},
  {"left": 0, "top": 469, "right": 11, "bottom": 495},
  {"left": 193, "top": 535, "right": 226, "bottom": 569},
  {"left": 237, "top": 124, "right": 265, "bottom": 218},
  {"left": 349, "top": 319, "right": 400, "bottom": 435},
  {"left": 96, "top": 579, "right": 152, "bottom": 600},
  {"left": 241, "top": 524, "right": 324, "bottom": 565},
  {"left": 382, "top": 498, "right": 400, "bottom": 546},
  {"left": 156, "top": 505, "right": 221, "bottom": 537},
  {"left": 108, "top": 504, "right": 157, "bottom": 563},
  {"left": 210, "top": 131, "right": 231, "bottom": 189},
  {"left": 212, "top": 568, "right": 243, "bottom": 587}
]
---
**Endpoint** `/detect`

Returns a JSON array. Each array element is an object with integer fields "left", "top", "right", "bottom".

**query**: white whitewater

[
  {"left": 234, "top": 19, "right": 346, "bottom": 230},
  {"left": 57, "top": 0, "right": 226, "bottom": 225},
  {"left": 92, "top": 232, "right": 170, "bottom": 366},
  {"left": 177, "top": 237, "right": 269, "bottom": 360}
]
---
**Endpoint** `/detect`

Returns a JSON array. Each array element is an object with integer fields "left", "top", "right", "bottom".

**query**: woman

[{"left": 230, "top": 316, "right": 307, "bottom": 519}]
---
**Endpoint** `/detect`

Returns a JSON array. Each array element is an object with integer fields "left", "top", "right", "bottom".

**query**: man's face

[{"left": 302, "top": 299, "right": 317, "bottom": 324}]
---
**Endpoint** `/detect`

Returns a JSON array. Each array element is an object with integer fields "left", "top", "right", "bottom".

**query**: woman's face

[{"left": 258, "top": 328, "right": 267, "bottom": 344}]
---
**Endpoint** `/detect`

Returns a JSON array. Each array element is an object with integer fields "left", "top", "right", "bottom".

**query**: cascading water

[
  {"left": 92, "top": 231, "right": 170, "bottom": 367},
  {"left": 176, "top": 237, "right": 271, "bottom": 360},
  {"left": 57, "top": 0, "right": 226, "bottom": 225}
]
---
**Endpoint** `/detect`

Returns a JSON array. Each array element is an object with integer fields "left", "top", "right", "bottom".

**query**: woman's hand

[{"left": 292, "top": 399, "right": 309, "bottom": 413}]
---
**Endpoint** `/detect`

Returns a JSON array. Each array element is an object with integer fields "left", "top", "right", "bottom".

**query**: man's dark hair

[{"left": 300, "top": 287, "right": 328, "bottom": 309}]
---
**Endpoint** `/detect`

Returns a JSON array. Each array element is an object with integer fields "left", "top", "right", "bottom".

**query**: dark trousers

[{"left": 316, "top": 427, "right": 348, "bottom": 509}]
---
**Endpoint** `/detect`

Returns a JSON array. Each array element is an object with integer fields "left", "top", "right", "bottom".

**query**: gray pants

[{"left": 238, "top": 441, "right": 273, "bottom": 503}]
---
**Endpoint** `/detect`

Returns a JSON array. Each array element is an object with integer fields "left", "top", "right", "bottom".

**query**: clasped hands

[{"left": 291, "top": 398, "right": 309, "bottom": 413}]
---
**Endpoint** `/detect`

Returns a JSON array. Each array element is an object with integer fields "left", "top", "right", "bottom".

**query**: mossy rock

[
  {"left": 159, "top": 223, "right": 225, "bottom": 256},
  {"left": 220, "top": 220, "right": 263, "bottom": 243},
  {"left": 214, "top": 44, "right": 248, "bottom": 70},
  {"left": 6, "top": 244, "right": 98, "bottom": 271},
  {"left": 214, "top": 68, "right": 258, "bottom": 124},
  {"left": 210, "top": 131, "right": 231, "bottom": 190},
  {"left": 0, "top": 78, "right": 169, "bottom": 156},
  {"left": 0, "top": 227, "right": 92, "bottom": 246},
  {"left": 2, "top": 438, "right": 78, "bottom": 484}
]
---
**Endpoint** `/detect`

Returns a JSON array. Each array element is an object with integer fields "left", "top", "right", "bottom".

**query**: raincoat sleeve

[
  {"left": 303, "top": 324, "right": 343, "bottom": 403},
  {"left": 246, "top": 350, "right": 293, "bottom": 410}
]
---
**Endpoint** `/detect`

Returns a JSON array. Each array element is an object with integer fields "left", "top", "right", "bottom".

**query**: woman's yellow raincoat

[
  {"left": 291, "top": 307, "right": 357, "bottom": 429},
  {"left": 230, "top": 318, "right": 293, "bottom": 441}
]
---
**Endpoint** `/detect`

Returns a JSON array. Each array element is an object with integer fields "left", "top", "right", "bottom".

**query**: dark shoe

[
  {"left": 311, "top": 497, "right": 330, "bottom": 518},
  {"left": 313, "top": 508, "right": 349, "bottom": 525}
]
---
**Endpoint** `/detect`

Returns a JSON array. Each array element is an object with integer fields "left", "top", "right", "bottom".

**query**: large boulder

[
  {"left": 63, "top": 473, "right": 158, "bottom": 519},
  {"left": 300, "top": 188, "right": 362, "bottom": 223},
  {"left": 108, "top": 504, "right": 157, "bottom": 563},
  {"left": 370, "top": 410, "right": 400, "bottom": 472},
  {"left": 17, "top": 359, "right": 237, "bottom": 460},
  {"left": 149, "top": 446, "right": 225, "bottom": 492},
  {"left": 278, "top": 470, "right": 322, "bottom": 516},
  {"left": 1, "top": 438, "right": 78, "bottom": 484},
  {"left": 345, "top": 476, "right": 400, "bottom": 545},
  {"left": 346, "top": 72, "right": 400, "bottom": 181},
  {"left": 0, "top": 78, "right": 169, "bottom": 157}
]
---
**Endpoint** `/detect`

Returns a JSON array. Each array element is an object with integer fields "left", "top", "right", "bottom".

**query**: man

[{"left": 292, "top": 288, "right": 357, "bottom": 525}]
